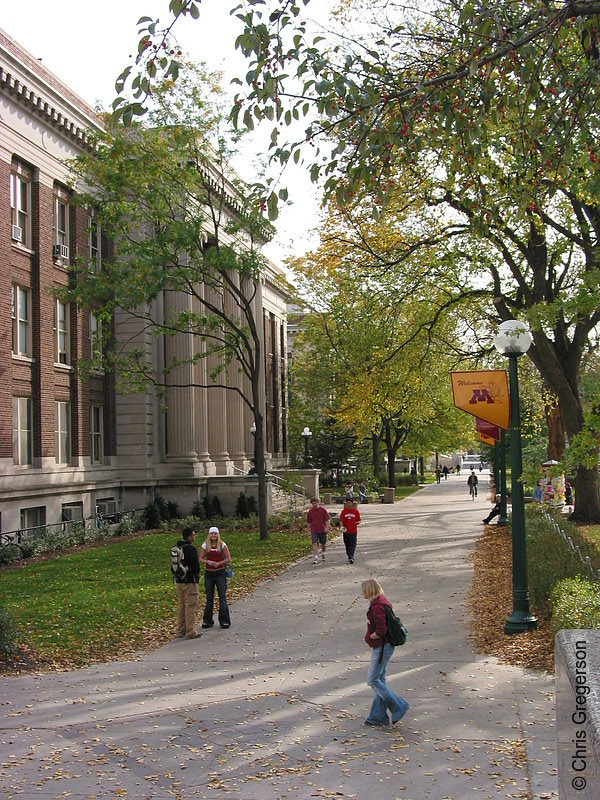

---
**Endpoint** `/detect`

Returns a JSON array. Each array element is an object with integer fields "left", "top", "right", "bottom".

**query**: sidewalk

[{"left": 0, "top": 473, "right": 558, "bottom": 799}]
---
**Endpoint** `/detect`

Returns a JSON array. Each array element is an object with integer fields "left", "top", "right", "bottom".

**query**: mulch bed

[{"left": 467, "top": 524, "right": 555, "bottom": 674}]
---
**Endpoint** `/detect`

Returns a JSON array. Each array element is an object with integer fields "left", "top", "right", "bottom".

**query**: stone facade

[{"left": 0, "top": 29, "right": 288, "bottom": 536}]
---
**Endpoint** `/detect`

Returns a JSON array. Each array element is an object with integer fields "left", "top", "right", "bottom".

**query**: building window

[
  {"left": 90, "top": 404, "right": 104, "bottom": 464},
  {"left": 61, "top": 502, "right": 83, "bottom": 522},
  {"left": 88, "top": 210, "right": 101, "bottom": 272},
  {"left": 53, "top": 187, "right": 70, "bottom": 262},
  {"left": 90, "top": 312, "right": 102, "bottom": 359},
  {"left": 20, "top": 506, "right": 46, "bottom": 532},
  {"left": 11, "top": 285, "right": 31, "bottom": 357},
  {"left": 54, "top": 300, "right": 70, "bottom": 365},
  {"left": 10, "top": 168, "right": 31, "bottom": 247},
  {"left": 12, "top": 397, "right": 32, "bottom": 466},
  {"left": 55, "top": 401, "right": 70, "bottom": 464}
]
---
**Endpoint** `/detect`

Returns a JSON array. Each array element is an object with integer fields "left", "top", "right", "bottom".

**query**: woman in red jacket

[{"left": 361, "top": 578, "right": 409, "bottom": 726}]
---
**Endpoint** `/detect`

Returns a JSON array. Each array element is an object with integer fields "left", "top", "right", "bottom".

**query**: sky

[{"left": 1, "top": 0, "right": 329, "bottom": 265}]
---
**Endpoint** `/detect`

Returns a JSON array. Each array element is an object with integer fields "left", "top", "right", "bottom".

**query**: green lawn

[{"left": 0, "top": 519, "right": 317, "bottom": 669}]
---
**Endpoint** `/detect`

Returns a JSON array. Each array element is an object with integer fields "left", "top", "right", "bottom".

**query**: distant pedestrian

[
  {"left": 200, "top": 526, "right": 231, "bottom": 629},
  {"left": 361, "top": 578, "right": 409, "bottom": 726},
  {"left": 456, "top": 464, "right": 461, "bottom": 476},
  {"left": 442, "top": 465, "right": 449, "bottom": 480},
  {"left": 345, "top": 483, "right": 354, "bottom": 501},
  {"left": 565, "top": 481, "right": 573, "bottom": 509},
  {"left": 340, "top": 498, "right": 361, "bottom": 563},
  {"left": 307, "top": 497, "right": 330, "bottom": 564},
  {"left": 467, "top": 470, "right": 478, "bottom": 498},
  {"left": 435, "top": 466, "right": 442, "bottom": 484},
  {"left": 174, "top": 527, "right": 201, "bottom": 640},
  {"left": 482, "top": 494, "right": 502, "bottom": 524},
  {"left": 358, "top": 481, "right": 367, "bottom": 504},
  {"left": 532, "top": 481, "right": 543, "bottom": 504}
]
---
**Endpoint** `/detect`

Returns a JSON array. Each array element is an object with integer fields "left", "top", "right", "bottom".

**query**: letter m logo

[{"left": 469, "top": 388, "right": 494, "bottom": 405}]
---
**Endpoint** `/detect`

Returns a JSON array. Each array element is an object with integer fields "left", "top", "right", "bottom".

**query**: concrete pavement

[{"left": 0, "top": 472, "right": 558, "bottom": 799}]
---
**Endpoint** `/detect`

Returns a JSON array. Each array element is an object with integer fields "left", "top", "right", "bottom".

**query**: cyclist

[{"left": 467, "top": 469, "right": 478, "bottom": 499}]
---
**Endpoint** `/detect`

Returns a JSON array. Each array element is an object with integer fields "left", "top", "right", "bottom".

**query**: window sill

[
  {"left": 11, "top": 241, "right": 34, "bottom": 256},
  {"left": 54, "top": 362, "right": 73, "bottom": 372},
  {"left": 12, "top": 354, "right": 34, "bottom": 364}
]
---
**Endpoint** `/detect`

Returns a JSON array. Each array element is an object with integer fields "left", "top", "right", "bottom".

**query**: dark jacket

[
  {"left": 365, "top": 594, "right": 393, "bottom": 648},
  {"left": 176, "top": 539, "right": 200, "bottom": 584}
]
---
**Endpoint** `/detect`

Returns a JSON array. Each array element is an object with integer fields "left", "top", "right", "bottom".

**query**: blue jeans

[
  {"left": 366, "top": 643, "right": 409, "bottom": 724},
  {"left": 203, "top": 570, "right": 230, "bottom": 626}
]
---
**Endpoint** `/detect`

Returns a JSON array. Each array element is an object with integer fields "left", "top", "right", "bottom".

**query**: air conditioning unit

[
  {"left": 53, "top": 243, "right": 69, "bottom": 261},
  {"left": 11, "top": 224, "right": 22, "bottom": 242}
]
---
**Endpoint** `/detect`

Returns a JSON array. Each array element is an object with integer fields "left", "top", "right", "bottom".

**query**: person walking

[
  {"left": 442, "top": 465, "right": 449, "bottom": 480},
  {"left": 358, "top": 481, "right": 367, "bottom": 504},
  {"left": 199, "top": 526, "right": 231, "bottom": 629},
  {"left": 174, "top": 527, "right": 201, "bottom": 640},
  {"left": 361, "top": 578, "right": 409, "bottom": 726},
  {"left": 340, "top": 497, "right": 361, "bottom": 563},
  {"left": 467, "top": 469, "right": 478, "bottom": 498},
  {"left": 435, "top": 465, "right": 442, "bottom": 484},
  {"left": 306, "top": 497, "right": 330, "bottom": 564}
]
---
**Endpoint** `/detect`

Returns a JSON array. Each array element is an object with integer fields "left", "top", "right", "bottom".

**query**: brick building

[{"left": 0, "top": 29, "right": 288, "bottom": 536}]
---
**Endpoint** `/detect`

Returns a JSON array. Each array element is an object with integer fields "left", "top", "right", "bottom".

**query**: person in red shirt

[
  {"left": 339, "top": 498, "right": 361, "bottom": 563},
  {"left": 306, "top": 497, "right": 330, "bottom": 564}
]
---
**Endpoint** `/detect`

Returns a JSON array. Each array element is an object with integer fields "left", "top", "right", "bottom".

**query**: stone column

[
  {"left": 164, "top": 290, "right": 198, "bottom": 466},
  {"left": 205, "top": 280, "right": 232, "bottom": 475},
  {"left": 224, "top": 271, "right": 247, "bottom": 469}
]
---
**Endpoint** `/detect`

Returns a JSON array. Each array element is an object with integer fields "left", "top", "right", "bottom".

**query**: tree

[
  {"left": 113, "top": 2, "right": 600, "bottom": 519},
  {"left": 68, "top": 67, "right": 278, "bottom": 539},
  {"left": 289, "top": 201, "right": 474, "bottom": 487}
]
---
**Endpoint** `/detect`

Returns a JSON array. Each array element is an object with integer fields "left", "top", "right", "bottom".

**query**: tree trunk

[
  {"left": 571, "top": 465, "right": 600, "bottom": 524},
  {"left": 372, "top": 431, "right": 381, "bottom": 478},
  {"left": 544, "top": 397, "right": 565, "bottom": 461},
  {"left": 384, "top": 421, "right": 397, "bottom": 489},
  {"left": 255, "top": 416, "right": 269, "bottom": 541}
]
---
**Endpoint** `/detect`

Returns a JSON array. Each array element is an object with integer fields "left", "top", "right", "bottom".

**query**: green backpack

[{"left": 384, "top": 606, "right": 407, "bottom": 646}]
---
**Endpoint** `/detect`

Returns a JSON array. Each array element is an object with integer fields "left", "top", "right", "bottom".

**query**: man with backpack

[{"left": 173, "top": 527, "right": 201, "bottom": 640}]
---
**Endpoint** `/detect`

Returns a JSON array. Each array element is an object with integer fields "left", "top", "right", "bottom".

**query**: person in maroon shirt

[
  {"left": 340, "top": 498, "right": 361, "bottom": 563},
  {"left": 306, "top": 497, "right": 330, "bottom": 564},
  {"left": 362, "top": 578, "right": 409, "bottom": 726}
]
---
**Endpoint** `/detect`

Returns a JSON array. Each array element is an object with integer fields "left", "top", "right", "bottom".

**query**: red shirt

[
  {"left": 306, "top": 505, "right": 330, "bottom": 534},
  {"left": 340, "top": 507, "right": 361, "bottom": 534}
]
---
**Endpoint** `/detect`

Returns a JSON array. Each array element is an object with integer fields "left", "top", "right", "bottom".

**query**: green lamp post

[{"left": 494, "top": 320, "right": 538, "bottom": 635}]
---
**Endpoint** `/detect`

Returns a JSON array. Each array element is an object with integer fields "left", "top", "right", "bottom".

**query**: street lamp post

[
  {"left": 301, "top": 426, "right": 313, "bottom": 469},
  {"left": 494, "top": 320, "right": 538, "bottom": 634},
  {"left": 248, "top": 422, "right": 257, "bottom": 475}
]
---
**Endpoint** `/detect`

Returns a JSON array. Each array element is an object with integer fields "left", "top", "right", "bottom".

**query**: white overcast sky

[{"left": 1, "top": 0, "right": 331, "bottom": 264}]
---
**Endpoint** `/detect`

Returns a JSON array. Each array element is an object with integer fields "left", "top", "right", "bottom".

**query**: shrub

[
  {"left": 191, "top": 500, "right": 205, "bottom": 520},
  {"left": 395, "top": 473, "right": 419, "bottom": 486},
  {"left": 167, "top": 501, "right": 179, "bottom": 520},
  {"left": 235, "top": 492, "right": 250, "bottom": 518},
  {"left": 0, "top": 544, "right": 23, "bottom": 566},
  {"left": 143, "top": 501, "right": 161, "bottom": 530},
  {"left": 551, "top": 576, "right": 600, "bottom": 631},
  {"left": 247, "top": 496, "right": 257, "bottom": 515},
  {"left": 0, "top": 607, "right": 19, "bottom": 656},
  {"left": 154, "top": 494, "right": 170, "bottom": 521},
  {"left": 203, "top": 495, "right": 223, "bottom": 520}
]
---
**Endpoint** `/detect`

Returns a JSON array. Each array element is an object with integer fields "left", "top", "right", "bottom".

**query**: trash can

[{"left": 383, "top": 487, "right": 395, "bottom": 504}]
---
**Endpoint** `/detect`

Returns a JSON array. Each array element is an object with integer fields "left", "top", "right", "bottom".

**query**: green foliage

[
  {"left": 203, "top": 495, "right": 223, "bottom": 520},
  {"left": 0, "top": 545, "right": 23, "bottom": 566},
  {"left": 551, "top": 576, "right": 600, "bottom": 632},
  {"left": 526, "top": 507, "right": 600, "bottom": 617},
  {"left": 0, "top": 607, "right": 19, "bottom": 656},
  {"left": 191, "top": 500, "right": 206, "bottom": 520},
  {"left": 235, "top": 492, "right": 250, "bottom": 518},
  {"left": 143, "top": 501, "right": 162, "bottom": 530}
]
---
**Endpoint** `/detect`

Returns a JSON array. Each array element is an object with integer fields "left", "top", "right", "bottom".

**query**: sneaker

[
  {"left": 220, "top": 622, "right": 231, "bottom": 629},
  {"left": 313, "top": 556, "right": 319, "bottom": 564},
  {"left": 321, "top": 552, "right": 326, "bottom": 561},
  {"left": 349, "top": 557, "right": 354, "bottom": 563},
  {"left": 202, "top": 621, "right": 214, "bottom": 629}
]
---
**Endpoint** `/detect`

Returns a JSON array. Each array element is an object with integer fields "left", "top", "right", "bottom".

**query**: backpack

[
  {"left": 171, "top": 543, "right": 188, "bottom": 581},
  {"left": 384, "top": 605, "right": 407, "bottom": 646}
]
